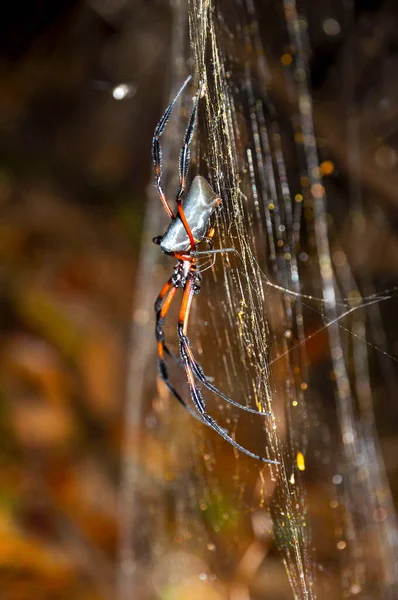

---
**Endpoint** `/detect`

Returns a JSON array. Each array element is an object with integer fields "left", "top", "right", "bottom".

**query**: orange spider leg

[
  {"left": 156, "top": 283, "right": 176, "bottom": 360},
  {"left": 176, "top": 268, "right": 278, "bottom": 464},
  {"left": 176, "top": 202, "right": 196, "bottom": 249}
]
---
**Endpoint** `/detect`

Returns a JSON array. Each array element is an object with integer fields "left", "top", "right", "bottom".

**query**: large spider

[{"left": 152, "top": 76, "right": 278, "bottom": 464}]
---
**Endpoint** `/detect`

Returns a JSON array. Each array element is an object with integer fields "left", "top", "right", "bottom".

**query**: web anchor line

[{"left": 191, "top": 247, "right": 397, "bottom": 364}]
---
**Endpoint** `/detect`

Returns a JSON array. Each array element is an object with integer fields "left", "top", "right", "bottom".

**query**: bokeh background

[
  {"left": 0, "top": 2, "right": 173, "bottom": 598},
  {"left": 1, "top": 1, "right": 398, "bottom": 599}
]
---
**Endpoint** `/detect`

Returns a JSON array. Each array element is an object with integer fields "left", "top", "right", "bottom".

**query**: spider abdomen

[{"left": 160, "top": 175, "right": 220, "bottom": 254}]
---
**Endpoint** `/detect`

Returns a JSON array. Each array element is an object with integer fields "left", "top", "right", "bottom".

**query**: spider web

[{"left": 118, "top": 1, "right": 398, "bottom": 599}]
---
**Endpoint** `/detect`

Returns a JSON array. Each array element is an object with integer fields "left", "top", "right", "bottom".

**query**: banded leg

[
  {"left": 155, "top": 277, "right": 204, "bottom": 423},
  {"left": 175, "top": 83, "right": 204, "bottom": 249},
  {"left": 152, "top": 75, "right": 192, "bottom": 220},
  {"left": 182, "top": 339, "right": 271, "bottom": 416},
  {"left": 177, "top": 271, "right": 279, "bottom": 464},
  {"left": 203, "top": 226, "right": 215, "bottom": 249},
  {"left": 155, "top": 279, "right": 176, "bottom": 357},
  {"left": 160, "top": 257, "right": 270, "bottom": 416},
  {"left": 176, "top": 256, "right": 271, "bottom": 417}
]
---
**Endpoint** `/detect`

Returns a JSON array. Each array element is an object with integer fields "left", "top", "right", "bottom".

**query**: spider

[{"left": 152, "top": 75, "right": 278, "bottom": 465}]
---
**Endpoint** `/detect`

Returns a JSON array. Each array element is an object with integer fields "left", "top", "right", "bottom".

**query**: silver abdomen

[{"left": 160, "top": 175, "right": 219, "bottom": 254}]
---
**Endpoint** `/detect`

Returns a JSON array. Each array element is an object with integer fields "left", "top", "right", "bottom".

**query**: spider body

[
  {"left": 159, "top": 175, "right": 220, "bottom": 255},
  {"left": 152, "top": 76, "right": 278, "bottom": 465}
]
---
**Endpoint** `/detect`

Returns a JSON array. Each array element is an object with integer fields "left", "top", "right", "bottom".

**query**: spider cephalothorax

[{"left": 152, "top": 75, "right": 278, "bottom": 464}]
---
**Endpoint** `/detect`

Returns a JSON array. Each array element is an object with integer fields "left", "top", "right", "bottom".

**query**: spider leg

[
  {"left": 152, "top": 76, "right": 192, "bottom": 220},
  {"left": 155, "top": 279, "right": 180, "bottom": 364},
  {"left": 175, "top": 83, "right": 204, "bottom": 249},
  {"left": 203, "top": 226, "right": 215, "bottom": 249},
  {"left": 160, "top": 254, "right": 270, "bottom": 415},
  {"left": 155, "top": 276, "right": 205, "bottom": 424},
  {"left": 175, "top": 252, "right": 272, "bottom": 417},
  {"left": 177, "top": 272, "right": 279, "bottom": 464},
  {"left": 195, "top": 228, "right": 217, "bottom": 272},
  {"left": 181, "top": 337, "right": 271, "bottom": 417}
]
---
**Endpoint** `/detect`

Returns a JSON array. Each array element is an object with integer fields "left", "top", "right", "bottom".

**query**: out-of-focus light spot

[
  {"left": 311, "top": 183, "right": 325, "bottom": 198},
  {"left": 290, "top": 473, "right": 295, "bottom": 484},
  {"left": 298, "top": 18, "right": 308, "bottom": 31},
  {"left": 295, "top": 193, "right": 303, "bottom": 202},
  {"left": 375, "top": 145, "right": 397, "bottom": 169},
  {"left": 296, "top": 451, "right": 305, "bottom": 471},
  {"left": 304, "top": 133, "right": 316, "bottom": 146},
  {"left": 320, "top": 160, "right": 335, "bottom": 175},
  {"left": 333, "top": 474, "right": 343, "bottom": 485},
  {"left": 299, "top": 252, "right": 308, "bottom": 261},
  {"left": 281, "top": 53, "right": 293, "bottom": 65},
  {"left": 268, "top": 203, "right": 275, "bottom": 210},
  {"left": 347, "top": 290, "right": 362, "bottom": 307},
  {"left": 299, "top": 96, "right": 312, "bottom": 114},
  {"left": 277, "top": 240, "right": 284, "bottom": 247},
  {"left": 284, "top": 252, "right": 291, "bottom": 260},
  {"left": 343, "top": 431, "right": 354, "bottom": 444},
  {"left": 332, "top": 249, "right": 347, "bottom": 267},
  {"left": 199, "top": 573, "right": 208, "bottom": 581},
  {"left": 284, "top": 329, "right": 292, "bottom": 339},
  {"left": 330, "top": 499, "right": 339, "bottom": 508},
  {"left": 112, "top": 83, "right": 135, "bottom": 100},
  {"left": 320, "top": 262, "right": 332, "bottom": 279},
  {"left": 297, "top": 68, "right": 307, "bottom": 83},
  {"left": 207, "top": 543, "right": 216, "bottom": 551},
  {"left": 292, "top": 400, "right": 298, "bottom": 407},
  {"left": 300, "top": 382, "right": 308, "bottom": 390},
  {"left": 350, "top": 584, "right": 361, "bottom": 595},
  {"left": 331, "top": 347, "right": 343, "bottom": 360},
  {"left": 323, "top": 18, "right": 341, "bottom": 36},
  {"left": 373, "top": 507, "right": 388, "bottom": 522},
  {"left": 337, "top": 540, "right": 346, "bottom": 550},
  {"left": 311, "top": 166, "right": 321, "bottom": 178},
  {"left": 252, "top": 511, "right": 273, "bottom": 541}
]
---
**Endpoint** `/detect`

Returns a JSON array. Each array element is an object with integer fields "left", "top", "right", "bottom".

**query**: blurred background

[
  {"left": 0, "top": 1, "right": 173, "bottom": 598},
  {"left": 1, "top": 1, "right": 398, "bottom": 599}
]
